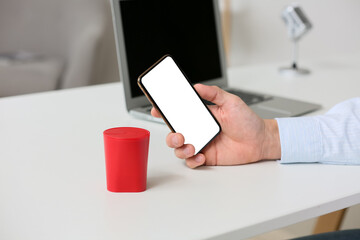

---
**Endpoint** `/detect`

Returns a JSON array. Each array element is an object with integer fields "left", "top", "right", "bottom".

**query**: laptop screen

[{"left": 119, "top": 0, "right": 223, "bottom": 98}]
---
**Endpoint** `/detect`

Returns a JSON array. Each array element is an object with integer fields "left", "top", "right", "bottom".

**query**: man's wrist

[{"left": 261, "top": 119, "right": 281, "bottom": 160}]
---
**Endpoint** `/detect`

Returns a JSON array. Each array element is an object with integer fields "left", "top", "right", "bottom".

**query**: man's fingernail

[
  {"left": 184, "top": 146, "right": 192, "bottom": 156},
  {"left": 173, "top": 136, "right": 179, "bottom": 146},
  {"left": 195, "top": 155, "right": 203, "bottom": 163}
]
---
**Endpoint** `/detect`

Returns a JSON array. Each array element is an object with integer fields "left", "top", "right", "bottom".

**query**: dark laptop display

[{"left": 119, "top": 1, "right": 222, "bottom": 98}]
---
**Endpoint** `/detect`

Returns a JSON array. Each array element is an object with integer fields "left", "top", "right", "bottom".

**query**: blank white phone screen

[{"left": 141, "top": 56, "right": 220, "bottom": 154}]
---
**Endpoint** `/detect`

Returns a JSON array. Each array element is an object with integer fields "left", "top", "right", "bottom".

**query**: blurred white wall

[{"left": 228, "top": 0, "right": 360, "bottom": 67}]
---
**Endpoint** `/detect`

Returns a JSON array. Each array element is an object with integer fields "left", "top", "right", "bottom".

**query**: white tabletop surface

[{"left": 1, "top": 58, "right": 360, "bottom": 240}]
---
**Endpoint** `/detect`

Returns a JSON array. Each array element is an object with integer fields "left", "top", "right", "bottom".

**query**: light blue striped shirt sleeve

[{"left": 276, "top": 98, "right": 360, "bottom": 165}]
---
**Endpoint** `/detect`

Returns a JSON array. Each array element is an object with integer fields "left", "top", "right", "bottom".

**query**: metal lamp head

[{"left": 281, "top": 5, "right": 312, "bottom": 41}]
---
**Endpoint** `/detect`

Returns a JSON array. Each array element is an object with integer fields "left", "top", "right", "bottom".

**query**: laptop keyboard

[
  {"left": 227, "top": 89, "right": 273, "bottom": 105},
  {"left": 144, "top": 105, "right": 153, "bottom": 113},
  {"left": 143, "top": 89, "right": 273, "bottom": 113}
]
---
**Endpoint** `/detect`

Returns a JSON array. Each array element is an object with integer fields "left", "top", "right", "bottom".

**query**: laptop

[{"left": 110, "top": 0, "right": 320, "bottom": 123}]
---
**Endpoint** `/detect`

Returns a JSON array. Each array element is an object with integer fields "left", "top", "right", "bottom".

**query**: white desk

[{"left": 1, "top": 58, "right": 360, "bottom": 240}]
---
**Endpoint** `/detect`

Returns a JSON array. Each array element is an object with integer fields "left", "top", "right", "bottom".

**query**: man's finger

[
  {"left": 151, "top": 107, "right": 162, "bottom": 118},
  {"left": 174, "top": 144, "right": 195, "bottom": 159},
  {"left": 194, "top": 84, "right": 231, "bottom": 106},
  {"left": 186, "top": 154, "right": 206, "bottom": 169},
  {"left": 166, "top": 133, "right": 185, "bottom": 148}
]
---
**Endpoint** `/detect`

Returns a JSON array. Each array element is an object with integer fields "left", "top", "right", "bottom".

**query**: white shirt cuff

[{"left": 276, "top": 117, "right": 322, "bottom": 164}]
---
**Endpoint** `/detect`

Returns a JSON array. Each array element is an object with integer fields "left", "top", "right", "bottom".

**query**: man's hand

[{"left": 151, "top": 84, "right": 281, "bottom": 168}]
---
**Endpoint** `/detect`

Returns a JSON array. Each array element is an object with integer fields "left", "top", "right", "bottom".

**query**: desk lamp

[{"left": 279, "top": 5, "right": 312, "bottom": 76}]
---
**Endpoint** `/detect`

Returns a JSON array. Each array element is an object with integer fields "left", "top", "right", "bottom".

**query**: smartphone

[{"left": 138, "top": 55, "right": 221, "bottom": 155}]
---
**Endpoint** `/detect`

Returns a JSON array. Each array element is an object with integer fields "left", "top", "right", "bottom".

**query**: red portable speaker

[{"left": 103, "top": 127, "right": 150, "bottom": 192}]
